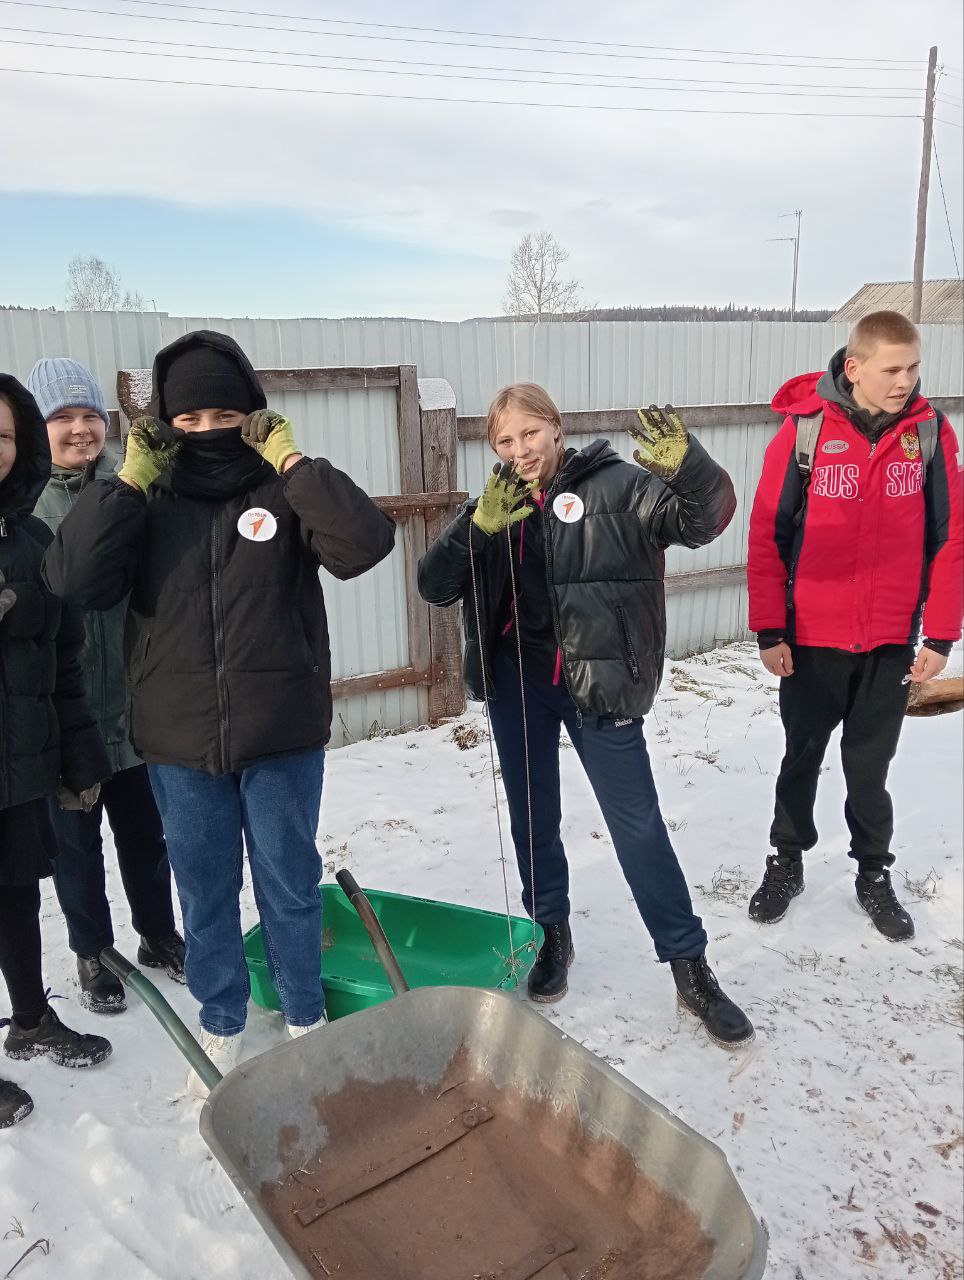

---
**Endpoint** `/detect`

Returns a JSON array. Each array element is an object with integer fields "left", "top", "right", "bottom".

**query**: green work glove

[
  {"left": 118, "top": 417, "right": 182, "bottom": 493},
  {"left": 241, "top": 409, "right": 300, "bottom": 473},
  {"left": 471, "top": 462, "right": 536, "bottom": 536},
  {"left": 630, "top": 404, "right": 690, "bottom": 480},
  {"left": 0, "top": 571, "right": 16, "bottom": 622}
]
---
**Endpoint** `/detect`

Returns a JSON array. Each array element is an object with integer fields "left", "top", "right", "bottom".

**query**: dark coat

[
  {"left": 418, "top": 437, "right": 737, "bottom": 719},
  {"left": 33, "top": 452, "right": 141, "bottom": 775},
  {"left": 0, "top": 374, "right": 111, "bottom": 819},
  {"left": 43, "top": 334, "right": 396, "bottom": 774}
]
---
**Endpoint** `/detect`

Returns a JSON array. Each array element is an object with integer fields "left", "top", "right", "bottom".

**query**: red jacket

[{"left": 747, "top": 370, "right": 963, "bottom": 650}]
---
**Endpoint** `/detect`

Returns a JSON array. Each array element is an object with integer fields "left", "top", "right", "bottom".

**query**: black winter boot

[
  {"left": 527, "top": 922, "right": 574, "bottom": 1003},
  {"left": 671, "top": 956, "right": 755, "bottom": 1049},
  {"left": 2, "top": 1007, "right": 112, "bottom": 1067},
  {"left": 856, "top": 870, "right": 915, "bottom": 941},
  {"left": 0, "top": 1079, "right": 33, "bottom": 1128},
  {"left": 137, "top": 932, "right": 187, "bottom": 983},
  {"left": 748, "top": 853, "right": 804, "bottom": 923},
  {"left": 77, "top": 956, "right": 126, "bottom": 1013}
]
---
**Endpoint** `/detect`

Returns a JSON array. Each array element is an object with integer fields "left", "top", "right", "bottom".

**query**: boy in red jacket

[{"left": 747, "top": 310, "right": 962, "bottom": 940}]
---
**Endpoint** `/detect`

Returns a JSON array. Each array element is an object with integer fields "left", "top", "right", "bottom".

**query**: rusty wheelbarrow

[{"left": 102, "top": 872, "right": 767, "bottom": 1280}]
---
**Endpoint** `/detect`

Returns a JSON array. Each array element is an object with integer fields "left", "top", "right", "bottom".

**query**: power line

[
  {"left": 2, "top": 36, "right": 930, "bottom": 99},
  {"left": 935, "top": 117, "right": 964, "bottom": 129},
  {"left": 932, "top": 137, "right": 961, "bottom": 278},
  {"left": 0, "top": 1, "right": 930, "bottom": 72},
  {"left": 19, "top": 0, "right": 926, "bottom": 67},
  {"left": 0, "top": 24, "right": 928, "bottom": 93},
  {"left": 0, "top": 63, "right": 928, "bottom": 117}
]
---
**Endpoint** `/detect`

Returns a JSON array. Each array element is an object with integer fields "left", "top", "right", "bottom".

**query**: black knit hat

[{"left": 160, "top": 344, "right": 262, "bottom": 419}]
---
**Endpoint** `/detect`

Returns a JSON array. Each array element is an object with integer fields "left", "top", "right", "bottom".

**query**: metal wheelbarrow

[{"left": 102, "top": 872, "right": 767, "bottom": 1280}]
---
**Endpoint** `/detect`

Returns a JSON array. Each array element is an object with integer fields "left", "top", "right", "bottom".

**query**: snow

[{"left": 1, "top": 642, "right": 961, "bottom": 1280}]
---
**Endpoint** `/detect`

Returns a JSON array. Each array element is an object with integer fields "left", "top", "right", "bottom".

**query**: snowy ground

[{"left": 1, "top": 643, "right": 961, "bottom": 1280}]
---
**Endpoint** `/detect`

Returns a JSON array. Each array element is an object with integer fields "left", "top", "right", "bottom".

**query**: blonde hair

[
  {"left": 846, "top": 310, "right": 920, "bottom": 361},
  {"left": 486, "top": 382, "right": 563, "bottom": 449}
]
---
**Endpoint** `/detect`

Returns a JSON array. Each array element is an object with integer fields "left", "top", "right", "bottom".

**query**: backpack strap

[
  {"left": 794, "top": 409, "right": 825, "bottom": 476},
  {"left": 917, "top": 414, "right": 939, "bottom": 476}
]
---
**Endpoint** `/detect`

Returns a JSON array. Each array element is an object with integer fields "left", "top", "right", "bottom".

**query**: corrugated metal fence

[{"left": 3, "top": 312, "right": 961, "bottom": 740}]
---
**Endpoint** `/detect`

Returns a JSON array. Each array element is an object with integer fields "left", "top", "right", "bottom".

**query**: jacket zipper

[
  {"left": 210, "top": 511, "right": 230, "bottom": 772},
  {"left": 541, "top": 469, "right": 582, "bottom": 724},
  {"left": 615, "top": 607, "right": 641, "bottom": 683}
]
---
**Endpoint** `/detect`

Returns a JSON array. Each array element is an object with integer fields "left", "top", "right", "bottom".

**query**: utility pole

[
  {"left": 768, "top": 209, "right": 803, "bottom": 319},
  {"left": 912, "top": 45, "right": 938, "bottom": 323}
]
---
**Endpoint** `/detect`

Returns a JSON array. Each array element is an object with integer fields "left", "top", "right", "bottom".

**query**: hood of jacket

[
  {"left": 148, "top": 330, "right": 267, "bottom": 423},
  {"left": 0, "top": 373, "right": 51, "bottom": 520}
]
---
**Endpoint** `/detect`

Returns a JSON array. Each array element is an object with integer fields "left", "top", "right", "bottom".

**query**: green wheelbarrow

[{"left": 102, "top": 872, "right": 767, "bottom": 1280}]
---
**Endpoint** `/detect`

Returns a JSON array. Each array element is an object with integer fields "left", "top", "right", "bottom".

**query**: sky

[{"left": 0, "top": 0, "right": 962, "bottom": 320}]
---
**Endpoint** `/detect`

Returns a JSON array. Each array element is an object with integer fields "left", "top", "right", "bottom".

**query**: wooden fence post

[{"left": 419, "top": 379, "right": 466, "bottom": 722}]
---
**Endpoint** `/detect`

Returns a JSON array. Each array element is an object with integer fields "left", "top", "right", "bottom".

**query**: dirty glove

[
  {"left": 630, "top": 405, "right": 690, "bottom": 480},
  {"left": 240, "top": 410, "right": 300, "bottom": 474},
  {"left": 0, "top": 571, "right": 16, "bottom": 622},
  {"left": 118, "top": 417, "right": 182, "bottom": 493},
  {"left": 471, "top": 462, "right": 536, "bottom": 536},
  {"left": 57, "top": 782, "right": 101, "bottom": 813}
]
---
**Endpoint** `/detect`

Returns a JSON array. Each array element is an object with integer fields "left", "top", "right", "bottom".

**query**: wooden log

[{"left": 906, "top": 675, "right": 964, "bottom": 715}]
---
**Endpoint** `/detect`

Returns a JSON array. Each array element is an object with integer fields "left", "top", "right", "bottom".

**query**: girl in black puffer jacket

[
  {"left": 419, "top": 382, "right": 753, "bottom": 1049},
  {"left": 0, "top": 375, "right": 113, "bottom": 1129}
]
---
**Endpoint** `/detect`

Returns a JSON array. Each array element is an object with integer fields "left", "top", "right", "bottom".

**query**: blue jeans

[
  {"left": 488, "top": 650, "right": 707, "bottom": 963},
  {"left": 148, "top": 749, "right": 325, "bottom": 1035}
]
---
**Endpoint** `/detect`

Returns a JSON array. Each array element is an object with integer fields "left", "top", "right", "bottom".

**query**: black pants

[
  {"left": 0, "top": 884, "right": 46, "bottom": 1026},
  {"left": 48, "top": 763, "right": 176, "bottom": 957},
  {"left": 770, "top": 644, "right": 913, "bottom": 874}
]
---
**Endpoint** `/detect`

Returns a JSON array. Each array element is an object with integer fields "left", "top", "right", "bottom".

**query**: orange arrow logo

[
  {"left": 251, "top": 516, "right": 266, "bottom": 538},
  {"left": 563, "top": 499, "right": 575, "bottom": 517}
]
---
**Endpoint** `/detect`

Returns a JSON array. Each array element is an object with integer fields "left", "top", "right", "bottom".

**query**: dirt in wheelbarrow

[{"left": 261, "top": 1049, "right": 713, "bottom": 1280}]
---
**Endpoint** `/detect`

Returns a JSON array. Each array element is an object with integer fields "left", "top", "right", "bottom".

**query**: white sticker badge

[
  {"left": 238, "top": 507, "right": 278, "bottom": 542},
  {"left": 552, "top": 492, "right": 584, "bottom": 524}
]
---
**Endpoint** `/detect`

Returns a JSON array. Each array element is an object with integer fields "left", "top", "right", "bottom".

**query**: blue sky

[
  {"left": 0, "top": 193, "right": 496, "bottom": 317},
  {"left": 0, "top": 0, "right": 961, "bottom": 320}
]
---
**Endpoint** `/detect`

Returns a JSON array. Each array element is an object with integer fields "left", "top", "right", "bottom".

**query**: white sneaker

[
  {"left": 286, "top": 1013, "right": 328, "bottom": 1039},
  {"left": 186, "top": 1028, "right": 243, "bottom": 1098}
]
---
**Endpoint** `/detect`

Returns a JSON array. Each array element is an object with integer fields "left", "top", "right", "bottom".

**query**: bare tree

[
  {"left": 502, "top": 231, "right": 590, "bottom": 321},
  {"left": 65, "top": 255, "right": 145, "bottom": 311}
]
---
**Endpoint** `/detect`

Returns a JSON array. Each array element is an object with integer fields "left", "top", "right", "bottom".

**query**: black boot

[
  {"left": 77, "top": 956, "right": 126, "bottom": 1014},
  {"left": 0, "top": 1078, "right": 33, "bottom": 1128},
  {"left": 748, "top": 853, "right": 804, "bottom": 923},
  {"left": 527, "top": 922, "right": 574, "bottom": 1004},
  {"left": 671, "top": 956, "right": 754, "bottom": 1049},
  {"left": 2, "top": 1007, "right": 112, "bottom": 1067},
  {"left": 856, "top": 870, "right": 915, "bottom": 941},
  {"left": 137, "top": 932, "right": 187, "bottom": 983}
]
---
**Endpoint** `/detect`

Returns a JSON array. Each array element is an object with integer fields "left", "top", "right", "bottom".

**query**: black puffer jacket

[
  {"left": 0, "top": 374, "right": 110, "bottom": 810},
  {"left": 418, "top": 437, "right": 736, "bottom": 718},
  {"left": 43, "top": 334, "right": 396, "bottom": 774}
]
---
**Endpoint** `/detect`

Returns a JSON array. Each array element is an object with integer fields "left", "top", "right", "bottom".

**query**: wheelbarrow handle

[
  {"left": 335, "top": 870, "right": 411, "bottom": 996},
  {"left": 100, "top": 946, "right": 223, "bottom": 1093}
]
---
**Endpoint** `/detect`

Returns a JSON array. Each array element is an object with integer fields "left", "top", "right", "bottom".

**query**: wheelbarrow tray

[
  {"left": 244, "top": 884, "right": 543, "bottom": 1020},
  {"left": 201, "top": 986, "right": 766, "bottom": 1280}
]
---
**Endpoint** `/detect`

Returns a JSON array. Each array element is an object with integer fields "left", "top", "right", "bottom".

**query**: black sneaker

[
  {"left": 0, "top": 1078, "right": 33, "bottom": 1128},
  {"left": 527, "top": 922, "right": 575, "bottom": 1004},
  {"left": 137, "top": 932, "right": 187, "bottom": 983},
  {"left": 855, "top": 871, "right": 915, "bottom": 941},
  {"left": 77, "top": 956, "right": 126, "bottom": 1013},
  {"left": 748, "top": 854, "right": 804, "bottom": 923},
  {"left": 671, "top": 956, "right": 755, "bottom": 1049},
  {"left": 2, "top": 1007, "right": 112, "bottom": 1067}
]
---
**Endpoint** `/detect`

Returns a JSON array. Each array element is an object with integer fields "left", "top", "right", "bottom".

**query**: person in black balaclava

[{"left": 44, "top": 332, "right": 396, "bottom": 1095}]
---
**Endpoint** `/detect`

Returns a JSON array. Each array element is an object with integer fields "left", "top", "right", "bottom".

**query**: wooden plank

[
  {"left": 330, "top": 663, "right": 440, "bottom": 701},
  {"left": 483, "top": 1235, "right": 577, "bottom": 1280},
  {"left": 458, "top": 396, "right": 964, "bottom": 441},
  {"left": 258, "top": 366, "right": 401, "bottom": 391},
  {"left": 396, "top": 365, "right": 431, "bottom": 706},
  {"left": 369, "top": 491, "right": 467, "bottom": 518},
  {"left": 665, "top": 565, "right": 747, "bottom": 595},
  {"left": 419, "top": 378, "right": 466, "bottom": 723}
]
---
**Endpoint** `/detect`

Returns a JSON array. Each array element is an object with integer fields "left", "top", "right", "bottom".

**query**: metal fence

[{"left": 3, "top": 311, "right": 961, "bottom": 739}]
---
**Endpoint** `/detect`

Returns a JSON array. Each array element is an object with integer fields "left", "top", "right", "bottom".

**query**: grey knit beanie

[{"left": 26, "top": 357, "right": 110, "bottom": 427}]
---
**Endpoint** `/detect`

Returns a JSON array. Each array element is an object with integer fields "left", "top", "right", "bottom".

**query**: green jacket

[{"left": 33, "top": 450, "right": 140, "bottom": 775}]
